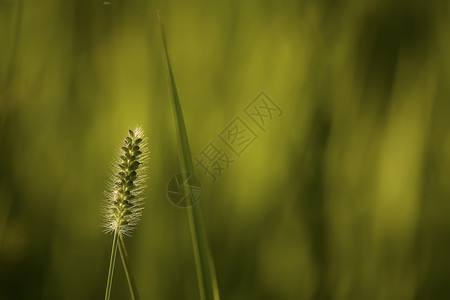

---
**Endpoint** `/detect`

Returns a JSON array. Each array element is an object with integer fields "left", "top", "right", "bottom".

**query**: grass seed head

[{"left": 104, "top": 126, "right": 149, "bottom": 236}]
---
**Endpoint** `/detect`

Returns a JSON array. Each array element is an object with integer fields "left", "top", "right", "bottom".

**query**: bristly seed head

[{"left": 104, "top": 126, "right": 149, "bottom": 236}]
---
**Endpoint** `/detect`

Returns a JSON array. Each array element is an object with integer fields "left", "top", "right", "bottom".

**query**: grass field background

[{"left": 1, "top": 0, "right": 450, "bottom": 299}]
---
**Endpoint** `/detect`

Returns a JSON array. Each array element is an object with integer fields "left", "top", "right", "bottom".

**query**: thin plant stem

[
  {"left": 4, "top": 0, "right": 23, "bottom": 91},
  {"left": 118, "top": 233, "right": 140, "bottom": 300},
  {"left": 105, "top": 231, "right": 119, "bottom": 300},
  {"left": 157, "top": 10, "right": 220, "bottom": 300}
]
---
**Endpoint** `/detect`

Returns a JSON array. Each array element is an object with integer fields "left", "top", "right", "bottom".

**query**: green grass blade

[
  {"left": 118, "top": 234, "right": 140, "bottom": 300},
  {"left": 157, "top": 10, "right": 220, "bottom": 300},
  {"left": 105, "top": 231, "right": 119, "bottom": 300}
]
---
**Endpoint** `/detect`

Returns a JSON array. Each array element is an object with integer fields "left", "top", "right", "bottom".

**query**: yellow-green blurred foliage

[{"left": 1, "top": 0, "right": 449, "bottom": 299}]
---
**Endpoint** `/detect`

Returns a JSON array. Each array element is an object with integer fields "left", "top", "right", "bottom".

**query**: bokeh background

[{"left": 1, "top": 0, "right": 449, "bottom": 299}]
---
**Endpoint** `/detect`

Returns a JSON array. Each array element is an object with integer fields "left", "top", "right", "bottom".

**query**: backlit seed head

[{"left": 103, "top": 126, "right": 149, "bottom": 236}]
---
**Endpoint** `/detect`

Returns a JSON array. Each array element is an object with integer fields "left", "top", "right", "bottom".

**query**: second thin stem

[
  {"left": 118, "top": 233, "right": 140, "bottom": 300},
  {"left": 105, "top": 231, "right": 119, "bottom": 300}
]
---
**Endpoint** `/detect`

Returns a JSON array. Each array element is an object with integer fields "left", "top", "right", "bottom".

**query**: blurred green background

[{"left": 1, "top": 0, "right": 450, "bottom": 299}]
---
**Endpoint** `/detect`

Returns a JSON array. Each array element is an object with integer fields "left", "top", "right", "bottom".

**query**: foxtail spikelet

[{"left": 104, "top": 126, "right": 149, "bottom": 236}]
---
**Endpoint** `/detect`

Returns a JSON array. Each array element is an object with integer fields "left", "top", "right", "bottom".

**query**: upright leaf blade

[{"left": 157, "top": 10, "right": 220, "bottom": 300}]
